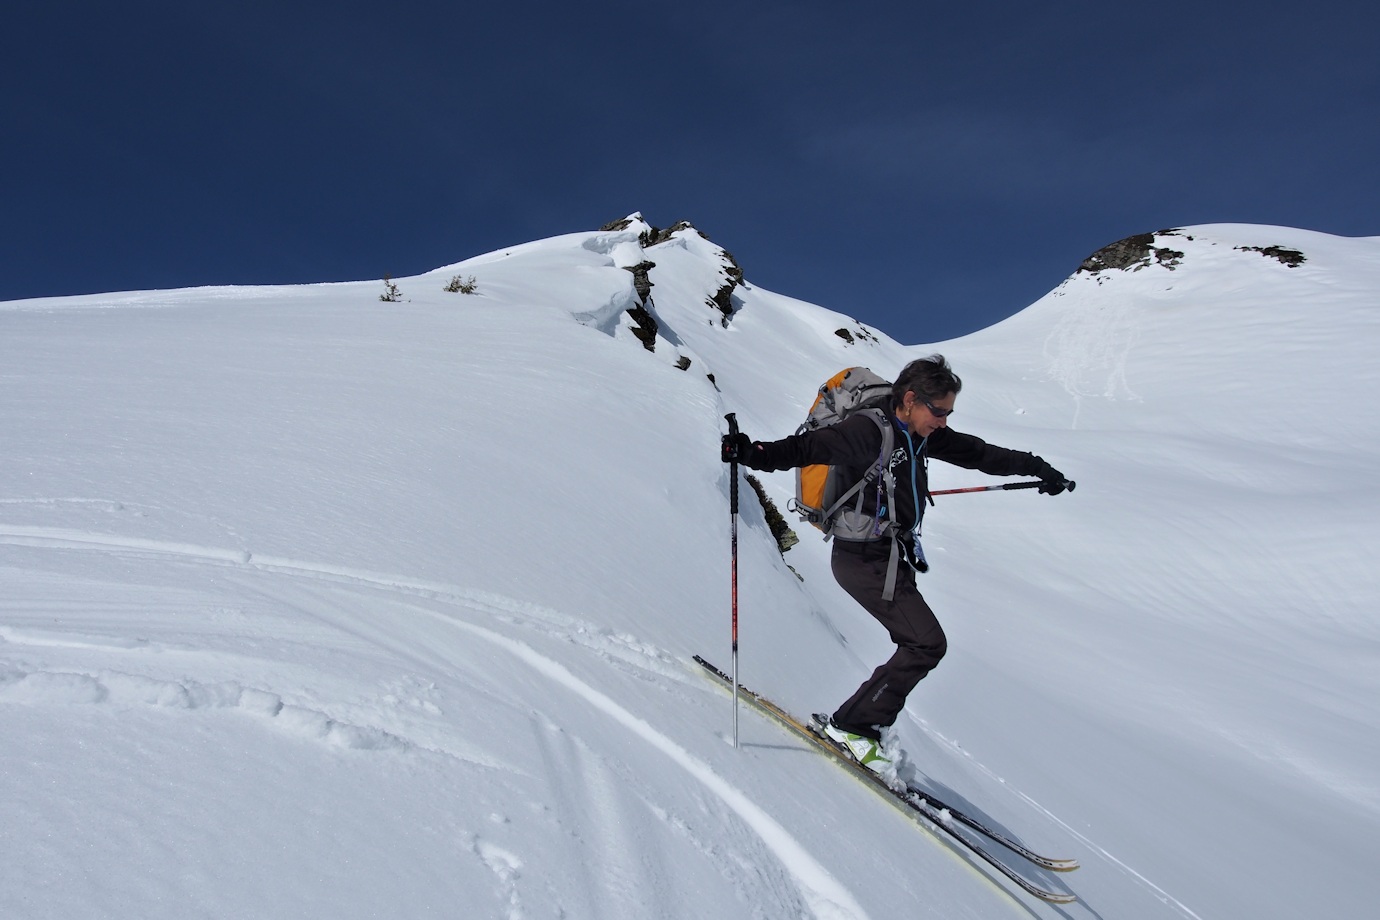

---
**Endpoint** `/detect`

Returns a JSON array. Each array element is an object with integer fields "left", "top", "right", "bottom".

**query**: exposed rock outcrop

[{"left": 1079, "top": 231, "right": 1185, "bottom": 275}]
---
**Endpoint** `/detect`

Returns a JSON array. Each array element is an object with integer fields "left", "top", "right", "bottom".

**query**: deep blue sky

[{"left": 5, "top": 1, "right": 1376, "bottom": 342}]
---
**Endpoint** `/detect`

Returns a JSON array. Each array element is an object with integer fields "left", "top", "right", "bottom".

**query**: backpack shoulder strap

[{"left": 868, "top": 411, "right": 904, "bottom": 602}]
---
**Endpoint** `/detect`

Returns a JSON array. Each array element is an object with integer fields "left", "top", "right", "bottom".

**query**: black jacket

[{"left": 744, "top": 411, "right": 1055, "bottom": 537}]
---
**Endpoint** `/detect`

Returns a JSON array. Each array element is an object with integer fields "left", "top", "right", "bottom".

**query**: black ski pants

[{"left": 829, "top": 540, "right": 947, "bottom": 740}]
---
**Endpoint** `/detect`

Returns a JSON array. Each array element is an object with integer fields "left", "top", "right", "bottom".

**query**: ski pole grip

[{"left": 1002, "top": 480, "right": 1043, "bottom": 491}]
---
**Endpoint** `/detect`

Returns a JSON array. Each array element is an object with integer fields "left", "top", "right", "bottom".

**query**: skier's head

[
  {"left": 893, "top": 355, "right": 961, "bottom": 436},
  {"left": 893, "top": 355, "right": 961, "bottom": 407}
]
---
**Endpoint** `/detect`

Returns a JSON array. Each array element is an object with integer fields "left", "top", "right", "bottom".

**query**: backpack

[{"left": 789, "top": 367, "right": 911, "bottom": 599}]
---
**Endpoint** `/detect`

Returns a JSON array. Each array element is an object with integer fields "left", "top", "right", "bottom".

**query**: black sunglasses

[{"left": 919, "top": 396, "right": 954, "bottom": 418}]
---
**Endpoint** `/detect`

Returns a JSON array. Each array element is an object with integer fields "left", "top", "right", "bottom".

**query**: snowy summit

[{"left": 2, "top": 215, "right": 1378, "bottom": 919}]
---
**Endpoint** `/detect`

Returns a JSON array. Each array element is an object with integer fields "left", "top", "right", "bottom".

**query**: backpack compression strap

[{"left": 819, "top": 409, "right": 896, "bottom": 527}]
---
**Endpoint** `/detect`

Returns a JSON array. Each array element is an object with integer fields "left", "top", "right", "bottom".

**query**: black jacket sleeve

[
  {"left": 741, "top": 413, "right": 886, "bottom": 473},
  {"left": 925, "top": 427, "right": 1056, "bottom": 478}
]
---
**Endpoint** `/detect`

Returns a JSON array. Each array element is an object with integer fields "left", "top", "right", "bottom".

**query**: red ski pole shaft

[
  {"left": 724, "top": 413, "right": 741, "bottom": 749},
  {"left": 929, "top": 480, "right": 1045, "bottom": 497}
]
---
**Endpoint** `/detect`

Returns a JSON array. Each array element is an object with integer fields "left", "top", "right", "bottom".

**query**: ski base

[{"left": 694, "top": 655, "right": 1078, "bottom": 905}]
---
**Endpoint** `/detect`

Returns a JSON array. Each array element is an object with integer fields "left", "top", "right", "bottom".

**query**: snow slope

[{"left": 2, "top": 216, "right": 1377, "bottom": 919}]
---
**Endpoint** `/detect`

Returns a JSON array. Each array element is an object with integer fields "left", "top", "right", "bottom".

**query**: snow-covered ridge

[{"left": 2, "top": 217, "right": 1378, "bottom": 918}]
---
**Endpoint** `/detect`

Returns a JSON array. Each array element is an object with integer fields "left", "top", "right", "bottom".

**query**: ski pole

[
  {"left": 724, "top": 412, "right": 741, "bottom": 750},
  {"left": 929, "top": 479, "right": 1076, "bottom": 497}
]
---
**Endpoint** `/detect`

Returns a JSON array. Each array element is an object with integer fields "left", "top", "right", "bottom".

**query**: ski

[
  {"left": 694, "top": 655, "right": 1078, "bottom": 905},
  {"left": 897, "top": 773, "right": 1079, "bottom": 873}
]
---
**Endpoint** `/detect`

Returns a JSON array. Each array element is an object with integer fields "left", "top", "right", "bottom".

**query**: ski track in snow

[
  {"left": 0, "top": 658, "right": 460, "bottom": 757},
  {"left": 0, "top": 523, "right": 870, "bottom": 920},
  {"left": 1041, "top": 281, "right": 1143, "bottom": 429},
  {"left": 465, "top": 834, "right": 525, "bottom": 920},
  {"left": 440, "top": 612, "right": 870, "bottom": 920}
]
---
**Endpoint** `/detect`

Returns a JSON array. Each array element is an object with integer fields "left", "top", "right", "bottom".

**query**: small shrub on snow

[
  {"left": 379, "top": 275, "right": 403, "bottom": 302},
  {"left": 444, "top": 275, "right": 479, "bottom": 294}
]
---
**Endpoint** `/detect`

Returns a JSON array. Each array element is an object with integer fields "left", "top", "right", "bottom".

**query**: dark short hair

[{"left": 892, "top": 355, "right": 962, "bottom": 407}]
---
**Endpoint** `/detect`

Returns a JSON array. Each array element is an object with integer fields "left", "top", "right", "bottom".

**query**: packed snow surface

[{"left": 3, "top": 217, "right": 1378, "bottom": 918}]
